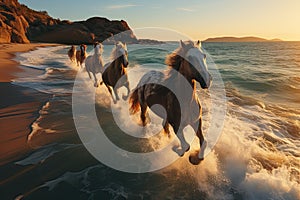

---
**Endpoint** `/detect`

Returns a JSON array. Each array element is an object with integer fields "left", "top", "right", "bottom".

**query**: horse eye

[{"left": 204, "top": 54, "right": 207, "bottom": 59}]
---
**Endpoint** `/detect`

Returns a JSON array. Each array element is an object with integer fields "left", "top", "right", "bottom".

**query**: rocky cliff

[{"left": 0, "top": 0, "right": 138, "bottom": 44}]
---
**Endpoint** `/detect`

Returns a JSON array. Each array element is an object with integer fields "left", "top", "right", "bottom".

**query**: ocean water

[{"left": 5, "top": 42, "right": 300, "bottom": 199}]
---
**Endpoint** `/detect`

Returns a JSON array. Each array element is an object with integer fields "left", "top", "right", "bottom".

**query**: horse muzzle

[
  {"left": 123, "top": 61, "right": 129, "bottom": 68},
  {"left": 198, "top": 73, "right": 212, "bottom": 89}
]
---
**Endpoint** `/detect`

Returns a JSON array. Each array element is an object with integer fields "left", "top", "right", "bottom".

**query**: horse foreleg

[
  {"left": 93, "top": 73, "right": 98, "bottom": 87},
  {"left": 105, "top": 84, "right": 116, "bottom": 104},
  {"left": 189, "top": 119, "right": 207, "bottom": 165},
  {"left": 113, "top": 88, "right": 120, "bottom": 102},
  {"left": 122, "top": 81, "right": 130, "bottom": 100},
  {"left": 172, "top": 125, "right": 190, "bottom": 157},
  {"left": 87, "top": 71, "right": 92, "bottom": 79}
]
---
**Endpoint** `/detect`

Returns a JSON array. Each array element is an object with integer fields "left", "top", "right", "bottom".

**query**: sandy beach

[{"left": 0, "top": 43, "right": 58, "bottom": 165}]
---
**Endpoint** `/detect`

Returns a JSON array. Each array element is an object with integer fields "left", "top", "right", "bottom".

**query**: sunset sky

[{"left": 19, "top": 0, "right": 300, "bottom": 41}]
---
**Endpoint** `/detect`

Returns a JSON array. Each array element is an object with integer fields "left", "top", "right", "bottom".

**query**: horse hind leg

[
  {"left": 140, "top": 102, "right": 148, "bottom": 126},
  {"left": 189, "top": 119, "right": 207, "bottom": 165},
  {"left": 163, "top": 120, "right": 171, "bottom": 138}
]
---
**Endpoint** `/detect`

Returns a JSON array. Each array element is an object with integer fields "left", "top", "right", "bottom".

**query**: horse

[
  {"left": 101, "top": 42, "right": 130, "bottom": 104},
  {"left": 129, "top": 40, "right": 212, "bottom": 165},
  {"left": 85, "top": 42, "right": 104, "bottom": 87},
  {"left": 68, "top": 45, "right": 76, "bottom": 63},
  {"left": 76, "top": 44, "right": 87, "bottom": 67}
]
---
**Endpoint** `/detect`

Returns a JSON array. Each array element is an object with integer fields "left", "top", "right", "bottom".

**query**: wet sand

[
  {"left": 0, "top": 43, "right": 99, "bottom": 200},
  {"left": 0, "top": 43, "right": 57, "bottom": 165}
]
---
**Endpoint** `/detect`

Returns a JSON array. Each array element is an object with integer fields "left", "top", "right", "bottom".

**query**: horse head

[
  {"left": 114, "top": 42, "right": 128, "bottom": 68},
  {"left": 80, "top": 44, "right": 87, "bottom": 57},
  {"left": 94, "top": 42, "right": 103, "bottom": 55},
  {"left": 176, "top": 40, "right": 212, "bottom": 89}
]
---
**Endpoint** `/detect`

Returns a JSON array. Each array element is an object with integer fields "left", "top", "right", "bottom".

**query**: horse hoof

[
  {"left": 185, "top": 146, "right": 190, "bottom": 152},
  {"left": 172, "top": 146, "right": 185, "bottom": 157},
  {"left": 189, "top": 151, "right": 204, "bottom": 165}
]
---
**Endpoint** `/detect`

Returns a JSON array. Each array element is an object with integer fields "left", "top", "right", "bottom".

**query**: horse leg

[
  {"left": 140, "top": 102, "right": 148, "bottom": 126},
  {"left": 87, "top": 70, "right": 92, "bottom": 79},
  {"left": 105, "top": 84, "right": 117, "bottom": 104},
  {"left": 93, "top": 73, "right": 98, "bottom": 87},
  {"left": 162, "top": 119, "right": 170, "bottom": 138},
  {"left": 189, "top": 118, "right": 207, "bottom": 165},
  {"left": 176, "top": 128, "right": 190, "bottom": 156},
  {"left": 113, "top": 87, "right": 120, "bottom": 101},
  {"left": 172, "top": 123, "right": 190, "bottom": 157},
  {"left": 122, "top": 81, "right": 130, "bottom": 100}
]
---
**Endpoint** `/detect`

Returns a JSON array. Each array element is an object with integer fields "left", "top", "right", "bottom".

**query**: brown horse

[
  {"left": 129, "top": 40, "right": 212, "bottom": 165},
  {"left": 76, "top": 44, "right": 87, "bottom": 67},
  {"left": 101, "top": 42, "right": 130, "bottom": 103},
  {"left": 68, "top": 45, "right": 76, "bottom": 63}
]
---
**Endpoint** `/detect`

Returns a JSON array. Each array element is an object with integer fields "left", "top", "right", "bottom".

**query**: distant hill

[
  {"left": 138, "top": 39, "right": 165, "bottom": 45},
  {"left": 204, "top": 36, "right": 283, "bottom": 43},
  {"left": 0, "top": 0, "right": 138, "bottom": 44}
]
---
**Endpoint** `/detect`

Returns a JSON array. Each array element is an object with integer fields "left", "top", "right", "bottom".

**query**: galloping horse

[
  {"left": 129, "top": 40, "right": 212, "bottom": 165},
  {"left": 76, "top": 44, "right": 87, "bottom": 67},
  {"left": 101, "top": 42, "right": 130, "bottom": 103},
  {"left": 68, "top": 45, "right": 76, "bottom": 63},
  {"left": 85, "top": 42, "right": 104, "bottom": 87}
]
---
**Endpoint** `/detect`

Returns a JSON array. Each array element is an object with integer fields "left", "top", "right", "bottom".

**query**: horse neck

[
  {"left": 166, "top": 64, "right": 195, "bottom": 103},
  {"left": 112, "top": 57, "right": 124, "bottom": 74},
  {"left": 94, "top": 47, "right": 101, "bottom": 55}
]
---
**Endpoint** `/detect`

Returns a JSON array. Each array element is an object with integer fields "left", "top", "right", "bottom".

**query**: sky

[{"left": 19, "top": 0, "right": 300, "bottom": 41}]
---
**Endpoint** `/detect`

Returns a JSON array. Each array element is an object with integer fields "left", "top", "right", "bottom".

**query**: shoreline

[{"left": 0, "top": 43, "right": 58, "bottom": 165}]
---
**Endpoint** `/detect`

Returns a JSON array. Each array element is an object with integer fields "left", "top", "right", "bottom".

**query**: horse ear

[
  {"left": 124, "top": 43, "right": 127, "bottom": 49},
  {"left": 180, "top": 40, "right": 186, "bottom": 48}
]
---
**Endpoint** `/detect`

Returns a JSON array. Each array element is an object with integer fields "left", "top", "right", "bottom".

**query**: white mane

[{"left": 110, "top": 41, "right": 127, "bottom": 61}]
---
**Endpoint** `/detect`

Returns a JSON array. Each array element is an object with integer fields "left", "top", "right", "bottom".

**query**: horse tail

[{"left": 129, "top": 89, "right": 140, "bottom": 115}]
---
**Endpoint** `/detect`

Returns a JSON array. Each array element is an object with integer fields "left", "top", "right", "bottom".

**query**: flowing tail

[{"left": 129, "top": 89, "right": 140, "bottom": 115}]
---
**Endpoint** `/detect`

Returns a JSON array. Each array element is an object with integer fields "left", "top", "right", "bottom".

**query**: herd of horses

[{"left": 68, "top": 40, "right": 212, "bottom": 165}]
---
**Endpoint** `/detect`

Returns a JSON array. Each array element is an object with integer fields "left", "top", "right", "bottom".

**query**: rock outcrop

[{"left": 0, "top": 0, "right": 138, "bottom": 44}]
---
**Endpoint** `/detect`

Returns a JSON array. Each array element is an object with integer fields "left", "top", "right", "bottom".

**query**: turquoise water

[
  {"left": 3, "top": 42, "right": 300, "bottom": 199},
  {"left": 204, "top": 42, "right": 300, "bottom": 109}
]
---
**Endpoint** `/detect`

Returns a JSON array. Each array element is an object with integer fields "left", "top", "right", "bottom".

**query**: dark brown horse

[
  {"left": 68, "top": 45, "right": 76, "bottom": 63},
  {"left": 101, "top": 42, "right": 130, "bottom": 103},
  {"left": 76, "top": 44, "right": 87, "bottom": 67},
  {"left": 129, "top": 40, "right": 212, "bottom": 165}
]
